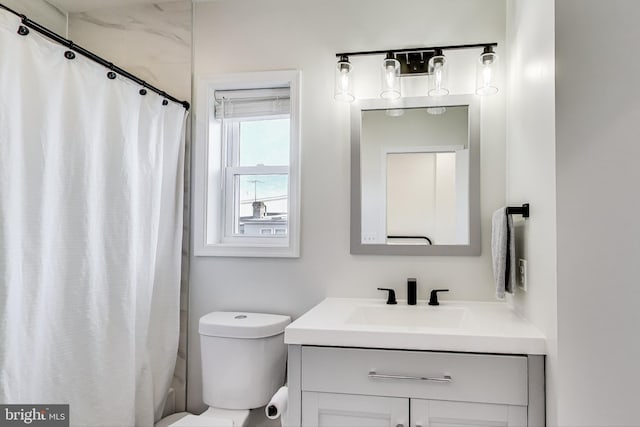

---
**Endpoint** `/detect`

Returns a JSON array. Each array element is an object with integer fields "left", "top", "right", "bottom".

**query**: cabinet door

[
  {"left": 302, "top": 391, "right": 409, "bottom": 427},
  {"left": 410, "top": 399, "right": 527, "bottom": 427}
]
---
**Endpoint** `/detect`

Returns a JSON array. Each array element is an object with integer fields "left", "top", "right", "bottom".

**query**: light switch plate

[{"left": 518, "top": 259, "right": 528, "bottom": 291}]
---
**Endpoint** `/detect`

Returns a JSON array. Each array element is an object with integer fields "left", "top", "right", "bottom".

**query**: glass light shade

[
  {"left": 385, "top": 108, "right": 405, "bottom": 117},
  {"left": 426, "top": 106, "right": 446, "bottom": 115},
  {"left": 380, "top": 55, "right": 401, "bottom": 99},
  {"left": 476, "top": 48, "right": 499, "bottom": 96},
  {"left": 334, "top": 56, "right": 355, "bottom": 102},
  {"left": 428, "top": 53, "right": 449, "bottom": 97}
]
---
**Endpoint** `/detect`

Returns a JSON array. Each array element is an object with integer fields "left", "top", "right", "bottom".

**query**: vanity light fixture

[
  {"left": 476, "top": 46, "right": 499, "bottom": 96},
  {"left": 380, "top": 53, "right": 401, "bottom": 100},
  {"left": 334, "top": 43, "right": 498, "bottom": 102},
  {"left": 334, "top": 55, "right": 355, "bottom": 102}
]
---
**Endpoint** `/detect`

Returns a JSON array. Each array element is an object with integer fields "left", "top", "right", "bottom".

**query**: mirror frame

[{"left": 350, "top": 95, "right": 481, "bottom": 256}]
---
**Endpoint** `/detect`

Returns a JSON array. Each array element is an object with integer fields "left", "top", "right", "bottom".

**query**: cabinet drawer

[{"left": 301, "top": 346, "right": 528, "bottom": 406}]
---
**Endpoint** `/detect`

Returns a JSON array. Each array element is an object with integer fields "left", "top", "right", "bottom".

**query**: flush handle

[{"left": 368, "top": 370, "right": 452, "bottom": 383}]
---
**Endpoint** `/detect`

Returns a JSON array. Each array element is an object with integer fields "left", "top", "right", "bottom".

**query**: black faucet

[
  {"left": 428, "top": 289, "right": 449, "bottom": 306},
  {"left": 377, "top": 288, "right": 397, "bottom": 305},
  {"left": 407, "top": 278, "right": 417, "bottom": 305}
]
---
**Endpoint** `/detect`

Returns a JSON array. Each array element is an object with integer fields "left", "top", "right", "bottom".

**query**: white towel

[{"left": 491, "top": 207, "right": 516, "bottom": 299}]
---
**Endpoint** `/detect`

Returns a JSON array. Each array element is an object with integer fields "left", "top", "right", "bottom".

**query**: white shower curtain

[{"left": 0, "top": 10, "right": 186, "bottom": 427}]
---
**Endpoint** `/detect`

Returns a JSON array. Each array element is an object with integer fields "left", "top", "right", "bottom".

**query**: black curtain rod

[
  {"left": 336, "top": 42, "right": 498, "bottom": 58},
  {"left": 0, "top": 3, "right": 190, "bottom": 110}
]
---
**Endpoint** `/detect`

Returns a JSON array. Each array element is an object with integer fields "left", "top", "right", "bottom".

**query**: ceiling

[{"left": 47, "top": 0, "right": 186, "bottom": 14}]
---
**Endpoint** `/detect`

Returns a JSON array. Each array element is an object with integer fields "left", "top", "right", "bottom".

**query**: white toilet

[{"left": 169, "top": 311, "right": 291, "bottom": 427}]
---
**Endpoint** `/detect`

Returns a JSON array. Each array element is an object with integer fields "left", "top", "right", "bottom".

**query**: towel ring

[{"left": 506, "top": 203, "right": 530, "bottom": 218}]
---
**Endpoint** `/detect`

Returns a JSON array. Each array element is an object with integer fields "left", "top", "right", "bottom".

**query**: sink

[
  {"left": 347, "top": 305, "right": 467, "bottom": 329},
  {"left": 284, "top": 298, "right": 547, "bottom": 354}
]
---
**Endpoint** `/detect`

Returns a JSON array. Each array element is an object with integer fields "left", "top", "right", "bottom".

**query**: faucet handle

[
  {"left": 428, "top": 289, "right": 449, "bottom": 306},
  {"left": 377, "top": 288, "right": 397, "bottom": 305}
]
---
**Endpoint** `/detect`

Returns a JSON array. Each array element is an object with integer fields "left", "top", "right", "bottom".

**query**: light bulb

[
  {"left": 476, "top": 46, "right": 499, "bottom": 96},
  {"left": 341, "top": 72, "right": 349, "bottom": 91},
  {"left": 380, "top": 53, "right": 401, "bottom": 100},
  {"left": 334, "top": 55, "right": 355, "bottom": 102},
  {"left": 428, "top": 50, "right": 449, "bottom": 97}
]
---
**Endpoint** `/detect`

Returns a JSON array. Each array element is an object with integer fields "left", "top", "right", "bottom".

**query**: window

[{"left": 194, "top": 71, "right": 301, "bottom": 257}]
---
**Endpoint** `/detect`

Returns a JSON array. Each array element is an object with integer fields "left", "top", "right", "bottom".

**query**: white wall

[
  {"left": 504, "top": 0, "right": 557, "bottom": 424},
  {"left": 68, "top": 1, "right": 191, "bottom": 101},
  {"left": 2, "top": 0, "right": 67, "bottom": 35},
  {"left": 190, "top": 0, "right": 506, "bottom": 412},
  {"left": 555, "top": 1, "right": 640, "bottom": 424}
]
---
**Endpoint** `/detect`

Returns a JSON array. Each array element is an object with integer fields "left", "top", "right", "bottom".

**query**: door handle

[{"left": 368, "top": 370, "right": 453, "bottom": 383}]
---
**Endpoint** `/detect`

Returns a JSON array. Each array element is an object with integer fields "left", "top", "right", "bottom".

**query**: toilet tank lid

[{"left": 199, "top": 312, "right": 291, "bottom": 339}]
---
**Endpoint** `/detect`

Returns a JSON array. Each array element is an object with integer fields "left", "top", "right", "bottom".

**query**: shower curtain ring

[
  {"left": 139, "top": 83, "right": 148, "bottom": 96},
  {"left": 106, "top": 64, "right": 116, "bottom": 80},
  {"left": 17, "top": 26, "right": 29, "bottom": 36}
]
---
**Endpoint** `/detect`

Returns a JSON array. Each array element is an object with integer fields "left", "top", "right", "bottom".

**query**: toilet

[{"left": 168, "top": 311, "right": 291, "bottom": 427}]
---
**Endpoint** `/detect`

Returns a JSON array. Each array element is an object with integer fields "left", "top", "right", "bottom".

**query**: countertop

[{"left": 284, "top": 298, "right": 546, "bottom": 355}]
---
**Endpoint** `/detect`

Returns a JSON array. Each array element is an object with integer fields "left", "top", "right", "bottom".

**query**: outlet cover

[{"left": 518, "top": 259, "right": 528, "bottom": 291}]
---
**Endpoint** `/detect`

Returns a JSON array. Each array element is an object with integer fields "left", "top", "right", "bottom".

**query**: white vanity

[{"left": 284, "top": 298, "right": 546, "bottom": 427}]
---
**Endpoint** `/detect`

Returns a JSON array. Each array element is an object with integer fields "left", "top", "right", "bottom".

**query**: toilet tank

[{"left": 199, "top": 312, "right": 291, "bottom": 410}]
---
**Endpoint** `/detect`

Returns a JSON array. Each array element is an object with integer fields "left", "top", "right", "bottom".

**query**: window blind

[{"left": 214, "top": 87, "right": 290, "bottom": 119}]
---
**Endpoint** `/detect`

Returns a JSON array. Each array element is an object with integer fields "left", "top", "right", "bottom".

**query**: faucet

[
  {"left": 428, "top": 289, "right": 449, "bottom": 306},
  {"left": 377, "top": 288, "right": 397, "bottom": 305},
  {"left": 407, "top": 278, "right": 417, "bottom": 305}
]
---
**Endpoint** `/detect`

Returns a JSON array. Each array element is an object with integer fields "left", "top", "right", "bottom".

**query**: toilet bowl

[{"left": 168, "top": 311, "right": 291, "bottom": 427}]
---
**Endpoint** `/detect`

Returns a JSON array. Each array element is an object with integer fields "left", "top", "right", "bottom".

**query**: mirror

[{"left": 351, "top": 95, "right": 480, "bottom": 255}]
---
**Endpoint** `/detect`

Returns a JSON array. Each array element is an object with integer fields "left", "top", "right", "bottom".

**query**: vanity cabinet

[
  {"left": 410, "top": 399, "right": 527, "bottom": 427},
  {"left": 287, "top": 346, "right": 544, "bottom": 427},
  {"left": 302, "top": 392, "right": 407, "bottom": 427}
]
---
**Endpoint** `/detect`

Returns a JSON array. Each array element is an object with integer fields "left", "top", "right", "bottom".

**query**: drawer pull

[{"left": 368, "top": 370, "right": 453, "bottom": 383}]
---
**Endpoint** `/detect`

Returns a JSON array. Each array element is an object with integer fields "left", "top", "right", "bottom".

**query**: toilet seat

[{"left": 167, "top": 408, "right": 250, "bottom": 427}]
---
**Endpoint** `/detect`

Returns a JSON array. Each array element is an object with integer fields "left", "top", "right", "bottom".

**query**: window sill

[{"left": 194, "top": 242, "right": 300, "bottom": 258}]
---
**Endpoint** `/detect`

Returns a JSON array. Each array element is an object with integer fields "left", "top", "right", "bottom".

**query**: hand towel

[{"left": 491, "top": 207, "right": 516, "bottom": 299}]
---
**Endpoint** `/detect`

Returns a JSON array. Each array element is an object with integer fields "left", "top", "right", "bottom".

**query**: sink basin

[{"left": 347, "top": 305, "right": 467, "bottom": 329}]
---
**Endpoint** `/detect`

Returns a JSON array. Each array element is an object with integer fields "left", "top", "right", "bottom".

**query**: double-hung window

[
  {"left": 194, "top": 71, "right": 300, "bottom": 257},
  {"left": 219, "top": 88, "right": 290, "bottom": 239}
]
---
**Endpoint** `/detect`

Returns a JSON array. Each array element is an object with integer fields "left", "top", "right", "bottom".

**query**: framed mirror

[{"left": 351, "top": 95, "right": 480, "bottom": 255}]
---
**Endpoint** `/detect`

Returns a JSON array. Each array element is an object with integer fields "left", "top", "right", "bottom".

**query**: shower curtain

[{"left": 0, "top": 10, "right": 186, "bottom": 427}]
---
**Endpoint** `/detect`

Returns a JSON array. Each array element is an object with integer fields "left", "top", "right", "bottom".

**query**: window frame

[{"left": 194, "top": 70, "right": 301, "bottom": 257}]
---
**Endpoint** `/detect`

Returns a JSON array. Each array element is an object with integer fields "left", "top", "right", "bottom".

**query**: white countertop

[{"left": 284, "top": 298, "right": 546, "bottom": 355}]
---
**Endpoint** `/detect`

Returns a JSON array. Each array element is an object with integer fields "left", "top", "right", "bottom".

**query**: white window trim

[{"left": 193, "top": 70, "right": 301, "bottom": 257}]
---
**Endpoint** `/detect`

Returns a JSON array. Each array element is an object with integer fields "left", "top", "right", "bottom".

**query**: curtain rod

[{"left": 0, "top": 3, "right": 190, "bottom": 110}]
